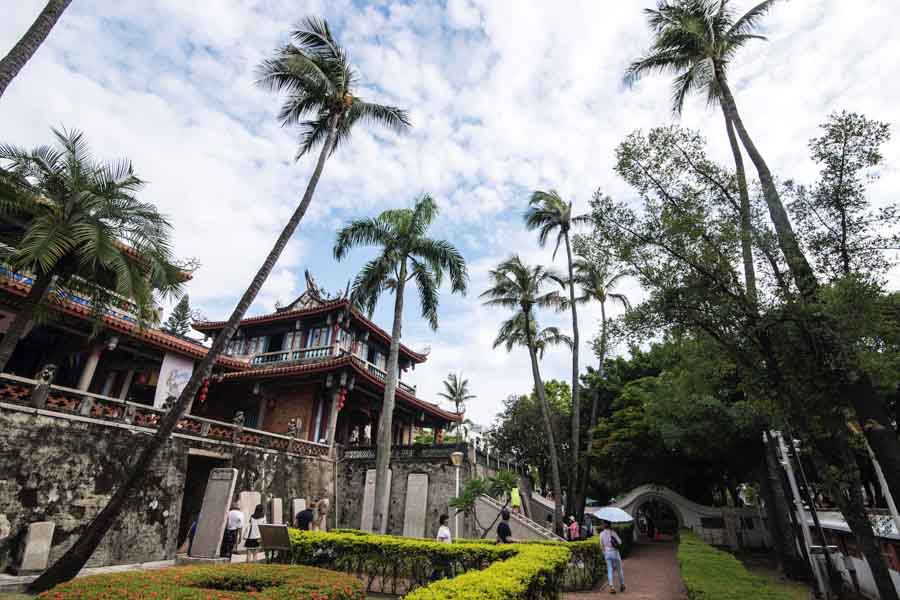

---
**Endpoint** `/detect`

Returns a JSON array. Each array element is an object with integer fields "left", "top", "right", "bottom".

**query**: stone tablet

[
  {"left": 19, "top": 521, "right": 54, "bottom": 573},
  {"left": 271, "top": 498, "right": 283, "bottom": 525},
  {"left": 190, "top": 468, "right": 237, "bottom": 559},
  {"left": 402, "top": 474, "right": 428, "bottom": 538},
  {"left": 238, "top": 491, "right": 261, "bottom": 550},
  {"left": 291, "top": 498, "right": 307, "bottom": 525},
  {"left": 360, "top": 468, "right": 391, "bottom": 533}
]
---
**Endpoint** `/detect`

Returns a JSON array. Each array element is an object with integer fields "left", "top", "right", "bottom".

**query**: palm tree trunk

[
  {"left": 523, "top": 309, "right": 563, "bottom": 535},
  {"left": 0, "top": 272, "right": 55, "bottom": 373},
  {"left": 760, "top": 431, "right": 806, "bottom": 578},
  {"left": 563, "top": 232, "right": 580, "bottom": 519},
  {"left": 714, "top": 69, "right": 817, "bottom": 301},
  {"left": 28, "top": 118, "right": 339, "bottom": 594},
  {"left": 576, "top": 298, "right": 606, "bottom": 518},
  {"left": 372, "top": 260, "right": 406, "bottom": 535},
  {"left": 0, "top": 0, "right": 72, "bottom": 100},
  {"left": 722, "top": 111, "right": 757, "bottom": 303}
]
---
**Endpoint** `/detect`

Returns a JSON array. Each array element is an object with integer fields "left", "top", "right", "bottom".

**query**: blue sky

[{"left": 2, "top": 0, "right": 899, "bottom": 425}]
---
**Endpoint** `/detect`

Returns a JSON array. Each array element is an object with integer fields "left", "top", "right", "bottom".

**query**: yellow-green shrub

[{"left": 678, "top": 530, "right": 794, "bottom": 600}]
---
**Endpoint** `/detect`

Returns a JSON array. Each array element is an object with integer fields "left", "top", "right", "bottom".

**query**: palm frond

[
  {"left": 347, "top": 100, "right": 411, "bottom": 134},
  {"left": 728, "top": 0, "right": 778, "bottom": 37},
  {"left": 333, "top": 217, "right": 396, "bottom": 260},
  {"left": 411, "top": 261, "right": 439, "bottom": 330}
]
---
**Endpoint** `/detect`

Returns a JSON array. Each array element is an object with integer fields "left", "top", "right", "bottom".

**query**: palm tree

[
  {"left": 334, "top": 194, "right": 467, "bottom": 534},
  {"left": 524, "top": 190, "right": 589, "bottom": 518},
  {"left": 0, "top": 128, "right": 183, "bottom": 373},
  {"left": 437, "top": 373, "right": 475, "bottom": 438},
  {"left": 481, "top": 255, "right": 566, "bottom": 534},
  {"left": 29, "top": 17, "right": 410, "bottom": 592},
  {"left": 0, "top": 0, "right": 72, "bottom": 100},
  {"left": 625, "top": 0, "right": 815, "bottom": 299},
  {"left": 570, "top": 254, "right": 629, "bottom": 515}
]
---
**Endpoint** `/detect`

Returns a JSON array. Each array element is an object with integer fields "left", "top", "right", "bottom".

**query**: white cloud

[{"left": 2, "top": 0, "right": 899, "bottom": 426}]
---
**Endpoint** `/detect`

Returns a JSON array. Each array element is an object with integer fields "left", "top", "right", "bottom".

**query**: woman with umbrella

[{"left": 594, "top": 507, "right": 632, "bottom": 594}]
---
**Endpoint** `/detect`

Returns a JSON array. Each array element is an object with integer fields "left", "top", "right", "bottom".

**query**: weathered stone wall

[
  {"left": 337, "top": 457, "right": 473, "bottom": 538},
  {"left": 0, "top": 408, "right": 186, "bottom": 572},
  {"left": 0, "top": 404, "right": 334, "bottom": 572}
]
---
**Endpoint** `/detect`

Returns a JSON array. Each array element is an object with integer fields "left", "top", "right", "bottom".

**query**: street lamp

[{"left": 451, "top": 451, "right": 464, "bottom": 540}]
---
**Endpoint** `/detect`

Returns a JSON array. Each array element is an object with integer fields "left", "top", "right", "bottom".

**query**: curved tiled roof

[
  {"left": 221, "top": 354, "right": 460, "bottom": 422},
  {"left": 193, "top": 299, "right": 428, "bottom": 364},
  {"left": 0, "top": 275, "right": 246, "bottom": 370}
]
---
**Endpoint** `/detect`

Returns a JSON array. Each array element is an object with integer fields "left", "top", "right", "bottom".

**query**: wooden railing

[
  {"left": 250, "top": 345, "right": 333, "bottom": 366},
  {"left": 0, "top": 373, "right": 330, "bottom": 458},
  {"left": 362, "top": 361, "right": 417, "bottom": 394}
]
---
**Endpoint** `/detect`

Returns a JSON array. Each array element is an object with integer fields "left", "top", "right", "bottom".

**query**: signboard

[
  {"left": 259, "top": 524, "right": 292, "bottom": 551},
  {"left": 154, "top": 352, "right": 195, "bottom": 408}
]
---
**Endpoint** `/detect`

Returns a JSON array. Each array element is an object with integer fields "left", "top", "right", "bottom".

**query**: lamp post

[{"left": 451, "top": 451, "right": 464, "bottom": 540}]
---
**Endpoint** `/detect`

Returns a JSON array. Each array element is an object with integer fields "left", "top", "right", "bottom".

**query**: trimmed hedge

[
  {"left": 678, "top": 530, "right": 794, "bottom": 600},
  {"left": 286, "top": 529, "right": 571, "bottom": 598},
  {"left": 40, "top": 563, "right": 364, "bottom": 600}
]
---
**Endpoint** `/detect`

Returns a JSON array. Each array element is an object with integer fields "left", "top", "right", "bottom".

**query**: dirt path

[{"left": 564, "top": 541, "right": 686, "bottom": 600}]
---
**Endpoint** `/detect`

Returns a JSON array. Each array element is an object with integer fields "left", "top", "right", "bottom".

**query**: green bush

[
  {"left": 678, "top": 530, "right": 794, "bottom": 600},
  {"left": 286, "top": 529, "right": 570, "bottom": 598},
  {"left": 40, "top": 563, "right": 364, "bottom": 600}
]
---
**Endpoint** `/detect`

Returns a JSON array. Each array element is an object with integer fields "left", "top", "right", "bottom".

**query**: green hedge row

[
  {"left": 287, "top": 529, "right": 573, "bottom": 598},
  {"left": 41, "top": 563, "right": 364, "bottom": 599},
  {"left": 678, "top": 530, "right": 794, "bottom": 600}
]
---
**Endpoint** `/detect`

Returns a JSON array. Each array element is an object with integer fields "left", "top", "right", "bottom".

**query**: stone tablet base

[{"left": 175, "top": 554, "right": 230, "bottom": 566}]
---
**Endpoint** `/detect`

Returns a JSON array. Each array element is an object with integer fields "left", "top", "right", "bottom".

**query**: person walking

[
  {"left": 436, "top": 514, "right": 452, "bottom": 543},
  {"left": 568, "top": 515, "right": 580, "bottom": 541},
  {"left": 220, "top": 502, "right": 244, "bottom": 559},
  {"left": 599, "top": 520, "right": 625, "bottom": 594},
  {"left": 510, "top": 486, "right": 522, "bottom": 514},
  {"left": 496, "top": 509, "right": 514, "bottom": 543},
  {"left": 244, "top": 504, "right": 266, "bottom": 563}
]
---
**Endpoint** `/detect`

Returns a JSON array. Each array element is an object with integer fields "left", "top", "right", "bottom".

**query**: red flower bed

[{"left": 40, "top": 563, "right": 365, "bottom": 600}]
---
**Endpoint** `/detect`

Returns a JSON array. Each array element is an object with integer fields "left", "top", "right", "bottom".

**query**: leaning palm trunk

[
  {"left": 716, "top": 71, "right": 900, "bottom": 505},
  {"left": 372, "top": 261, "right": 406, "bottom": 534},
  {"left": 723, "top": 113, "right": 757, "bottom": 302},
  {"left": 563, "top": 232, "right": 580, "bottom": 518},
  {"left": 523, "top": 311, "right": 563, "bottom": 535},
  {"left": 0, "top": 272, "right": 55, "bottom": 372},
  {"left": 29, "top": 121, "right": 338, "bottom": 594},
  {"left": 0, "top": 0, "right": 71, "bottom": 100},
  {"left": 576, "top": 299, "right": 606, "bottom": 518}
]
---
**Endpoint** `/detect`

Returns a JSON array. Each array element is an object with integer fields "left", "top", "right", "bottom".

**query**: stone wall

[
  {"left": 0, "top": 404, "right": 333, "bottom": 572},
  {"left": 337, "top": 457, "right": 472, "bottom": 538}
]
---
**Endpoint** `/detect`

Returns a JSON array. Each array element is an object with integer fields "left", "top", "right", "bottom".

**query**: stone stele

[
  {"left": 18, "top": 521, "right": 55, "bottom": 573},
  {"left": 270, "top": 497, "right": 283, "bottom": 525},
  {"left": 402, "top": 473, "right": 429, "bottom": 538},
  {"left": 360, "top": 468, "right": 392, "bottom": 533},
  {"left": 291, "top": 498, "right": 306, "bottom": 525},
  {"left": 237, "top": 490, "right": 261, "bottom": 551},
  {"left": 189, "top": 468, "right": 237, "bottom": 559}
]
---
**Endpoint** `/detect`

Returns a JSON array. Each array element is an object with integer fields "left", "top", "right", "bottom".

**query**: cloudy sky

[{"left": 2, "top": 0, "right": 898, "bottom": 426}]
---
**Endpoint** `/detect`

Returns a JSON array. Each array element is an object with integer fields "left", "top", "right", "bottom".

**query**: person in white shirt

[
  {"left": 244, "top": 504, "right": 266, "bottom": 563},
  {"left": 599, "top": 520, "right": 625, "bottom": 594},
  {"left": 220, "top": 502, "right": 244, "bottom": 559},
  {"left": 436, "top": 514, "right": 452, "bottom": 544}
]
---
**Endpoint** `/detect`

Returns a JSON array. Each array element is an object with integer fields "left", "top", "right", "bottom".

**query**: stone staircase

[{"left": 474, "top": 494, "right": 563, "bottom": 541}]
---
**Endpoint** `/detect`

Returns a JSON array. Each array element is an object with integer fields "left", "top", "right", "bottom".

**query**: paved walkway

[{"left": 564, "top": 541, "right": 686, "bottom": 600}]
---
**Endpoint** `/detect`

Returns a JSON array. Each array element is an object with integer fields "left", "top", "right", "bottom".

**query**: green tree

[
  {"left": 0, "top": 128, "right": 183, "bottom": 373},
  {"left": 481, "top": 255, "right": 566, "bottom": 533},
  {"left": 437, "top": 373, "right": 475, "bottom": 438},
  {"left": 161, "top": 295, "right": 195, "bottom": 337},
  {"left": 524, "top": 190, "right": 589, "bottom": 518},
  {"left": 29, "top": 18, "right": 410, "bottom": 592},
  {"left": 334, "top": 194, "right": 468, "bottom": 534},
  {"left": 449, "top": 471, "right": 518, "bottom": 538},
  {"left": 569, "top": 247, "right": 630, "bottom": 514},
  {"left": 788, "top": 111, "right": 898, "bottom": 281},
  {"left": 0, "top": 0, "right": 72, "bottom": 100}
]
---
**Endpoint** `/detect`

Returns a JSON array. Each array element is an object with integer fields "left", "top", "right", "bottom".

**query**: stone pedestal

[
  {"left": 190, "top": 468, "right": 237, "bottom": 559},
  {"left": 361, "top": 468, "right": 391, "bottom": 533},
  {"left": 402, "top": 474, "right": 428, "bottom": 538},
  {"left": 17, "top": 521, "right": 55, "bottom": 574}
]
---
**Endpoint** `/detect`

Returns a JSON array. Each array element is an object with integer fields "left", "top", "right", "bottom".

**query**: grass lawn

[{"left": 738, "top": 555, "right": 812, "bottom": 600}]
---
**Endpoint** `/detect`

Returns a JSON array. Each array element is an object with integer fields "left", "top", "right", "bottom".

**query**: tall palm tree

[
  {"left": 625, "top": 0, "right": 815, "bottom": 299},
  {"left": 29, "top": 17, "right": 410, "bottom": 592},
  {"left": 481, "top": 255, "right": 566, "bottom": 534},
  {"left": 0, "top": 0, "right": 72, "bottom": 100},
  {"left": 0, "top": 128, "right": 183, "bottom": 373},
  {"left": 437, "top": 372, "right": 476, "bottom": 438},
  {"left": 524, "top": 190, "right": 589, "bottom": 518},
  {"left": 570, "top": 254, "right": 629, "bottom": 515},
  {"left": 334, "top": 194, "right": 467, "bottom": 534}
]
